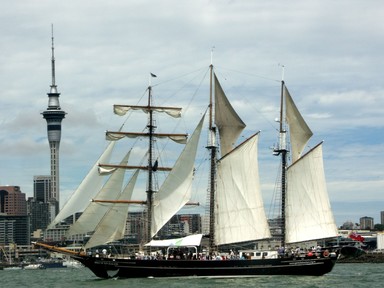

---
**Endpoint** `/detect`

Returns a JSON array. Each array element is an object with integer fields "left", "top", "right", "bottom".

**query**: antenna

[
  {"left": 210, "top": 46, "right": 215, "bottom": 66},
  {"left": 51, "top": 24, "right": 56, "bottom": 89},
  {"left": 278, "top": 63, "right": 285, "bottom": 82}
]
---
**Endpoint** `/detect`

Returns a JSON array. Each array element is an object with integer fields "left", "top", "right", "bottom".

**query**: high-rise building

[
  {"left": 27, "top": 197, "right": 50, "bottom": 234},
  {"left": 0, "top": 215, "right": 30, "bottom": 245},
  {"left": 360, "top": 216, "right": 374, "bottom": 230},
  {"left": 33, "top": 175, "right": 52, "bottom": 203},
  {"left": 125, "top": 212, "right": 202, "bottom": 244},
  {"left": 0, "top": 186, "right": 27, "bottom": 216},
  {"left": 381, "top": 211, "right": 384, "bottom": 225},
  {"left": 41, "top": 27, "right": 66, "bottom": 214},
  {"left": 0, "top": 186, "right": 30, "bottom": 245}
]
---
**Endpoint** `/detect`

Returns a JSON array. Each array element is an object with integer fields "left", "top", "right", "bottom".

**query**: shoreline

[{"left": 338, "top": 253, "right": 384, "bottom": 263}]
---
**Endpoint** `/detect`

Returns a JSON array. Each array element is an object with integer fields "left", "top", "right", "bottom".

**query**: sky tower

[{"left": 42, "top": 26, "right": 66, "bottom": 214}]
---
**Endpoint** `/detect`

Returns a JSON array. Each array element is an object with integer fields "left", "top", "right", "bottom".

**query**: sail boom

[
  {"left": 98, "top": 163, "right": 172, "bottom": 171},
  {"left": 92, "top": 199, "right": 147, "bottom": 205},
  {"left": 91, "top": 199, "right": 199, "bottom": 206}
]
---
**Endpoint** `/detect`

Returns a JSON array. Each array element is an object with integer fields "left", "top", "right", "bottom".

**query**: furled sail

[
  {"left": 285, "top": 143, "right": 338, "bottom": 243},
  {"left": 98, "top": 166, "right": 118, "bottom": 175},
  {"left": 150, "top": 113, "right": 206, "bottom": 237},
  {"left": 48, "top": 141, "right": 116, "bottom": 229},
  {"left": 214, "top": 73, "right": 246, "bottom": 156},
  {"left": 284, "top": 86, "right": 313, "bottom": 163},
  {"left": 106, "top": 131, "right": 187, "bottom": 144},
  {"left": 114, "top": 105, "right": 182, "bottom": 118},
  {"left": 215, "top": 133, "right": 271, "bottom": 245},
  {"left": 85, "top": 170, "right": 139, "bottom": 249},
  {"left": 66, "top": 150, "right": 130, "bottom": 237}
]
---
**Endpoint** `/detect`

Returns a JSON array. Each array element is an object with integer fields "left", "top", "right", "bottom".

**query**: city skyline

[{"left": 0, "top": 1, "right": 383, "bottom": 227}]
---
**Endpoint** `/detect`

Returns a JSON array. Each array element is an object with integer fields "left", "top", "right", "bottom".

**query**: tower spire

[
  {"left": 50, "top": 24, "right": 57, "bottom": 92},
  {"left": 46, "top": 24, "right": 61, "bottom": 109}
]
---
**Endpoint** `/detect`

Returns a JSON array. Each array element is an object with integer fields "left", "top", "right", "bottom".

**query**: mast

[
  {"left": 279, "top": 80, "right": 287, "bottom": 248},
  {"left": 274, "top": 64, "right": 287, "bottom": 248},
  {"left": 102, "top": 75, "right": 188, "bottom": 243},
  {"left": 207, "top": 63, "right": 217, "bottom": 252},
  {"left": 146, "top": 85, "right": 155, "bottom": 243}
]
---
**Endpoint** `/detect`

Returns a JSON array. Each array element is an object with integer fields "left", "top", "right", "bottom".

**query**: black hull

[{"left": 72, "top": 255, "right": 338, "bottom": 279}]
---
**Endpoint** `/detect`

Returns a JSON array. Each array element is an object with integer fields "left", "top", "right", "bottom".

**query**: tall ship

[{"left": 36, "top": 62, "right": 339, "bottom": 278}]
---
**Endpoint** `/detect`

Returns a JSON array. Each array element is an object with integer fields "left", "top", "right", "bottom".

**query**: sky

[{"left": 1, "top": 0, "right": 383, "bottom": 227}]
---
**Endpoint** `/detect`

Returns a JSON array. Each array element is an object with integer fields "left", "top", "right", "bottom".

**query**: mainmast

[
  {"left": 274, "top": 65, "right": 288, "bottom": 248},
  {"left": 207, "top": 63, "right": 217, "bottom": 252}
]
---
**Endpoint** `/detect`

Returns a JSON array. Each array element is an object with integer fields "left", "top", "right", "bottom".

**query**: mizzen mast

[{"left": 207, "top": 57, "right": 217, "bottom": 252}]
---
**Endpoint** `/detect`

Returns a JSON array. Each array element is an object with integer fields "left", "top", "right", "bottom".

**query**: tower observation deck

[{"left": 41, "top": 27, "right": 66, "bottom": 214}]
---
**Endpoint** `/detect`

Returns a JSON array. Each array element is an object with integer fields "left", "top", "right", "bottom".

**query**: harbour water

[{"left": 1, "top": 263, "right": 383, "bottom": 288}]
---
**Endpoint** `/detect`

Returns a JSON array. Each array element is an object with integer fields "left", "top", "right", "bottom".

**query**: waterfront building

[
  {"left": 360, "top": 216, "right": 374, "bottom": 230},
  {"left": 0, "top": 186, "right": 29, "bottom": 245},
  {"left": 0, "top": 215, "right": 30, "bottom": 245},
  {"left": 125, "top": 212, "right": 202, "bottom": 244},
  {"left": 381, "top": 211, "right": 384, "bottom": 225}
]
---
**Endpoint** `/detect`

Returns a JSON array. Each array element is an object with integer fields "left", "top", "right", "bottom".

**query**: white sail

[
  {"left": 214, "top": 74, "right": 246, "bottom": 156},
  {"left": 85, "top": 170, "right": 139, "bottom": 249},
  {"left": 114, "top": 105, "right": 182, "bottom": 118},
  {"left": 150, "top": 113, "right": 205, "bottom": 237},
  {"left": 285, "top": 86, "right": 313, "bottom": 163},
  {"left": 285, "top": 143, "right": 338, "bottom": 243},
  {"left": 66, "top": 150, "right": 130, "bottom": 237},
  {"left": 215, "top": 133, "right": 271, "bottom": 245},
  {"left": 106, "top": 131, "right": 187, "bottom": 144},
  {"left": 145, "top": 234, "right": 203, "bottom": 247},
  {"left": 48, "top": 141, "right": 116, "bottom": 229}
]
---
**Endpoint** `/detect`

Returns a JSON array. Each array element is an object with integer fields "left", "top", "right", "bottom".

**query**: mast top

[
  {"left": 50, "top": 24, "right": 58, "bottom": 94},
  {"left": 279, "top": 63, "right": 285, "bottom": 82},
  {"left": 149, "top": 72, "right": 157, "bottom": 87}
]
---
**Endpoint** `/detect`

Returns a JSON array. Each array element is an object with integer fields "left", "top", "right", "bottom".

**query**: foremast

[
  {"left": 207, "top": 64, "right": 217, "bottom": 252},
  {"left": 101, "top": 81, "right": 188, "bottom": 243},
  {"left": 146, "top": 85, "right": 155, "bottom": 243}
]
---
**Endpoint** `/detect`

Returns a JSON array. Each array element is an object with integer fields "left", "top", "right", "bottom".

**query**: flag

[
  {"left": 152, "top": 160, "right": 158, "bottom": 171},
  {"left": 150, "top": 73, "right": 157, "bottom": 78},
  {"left": 349, "top": 232, "right": 365, "bottom": 242}
]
